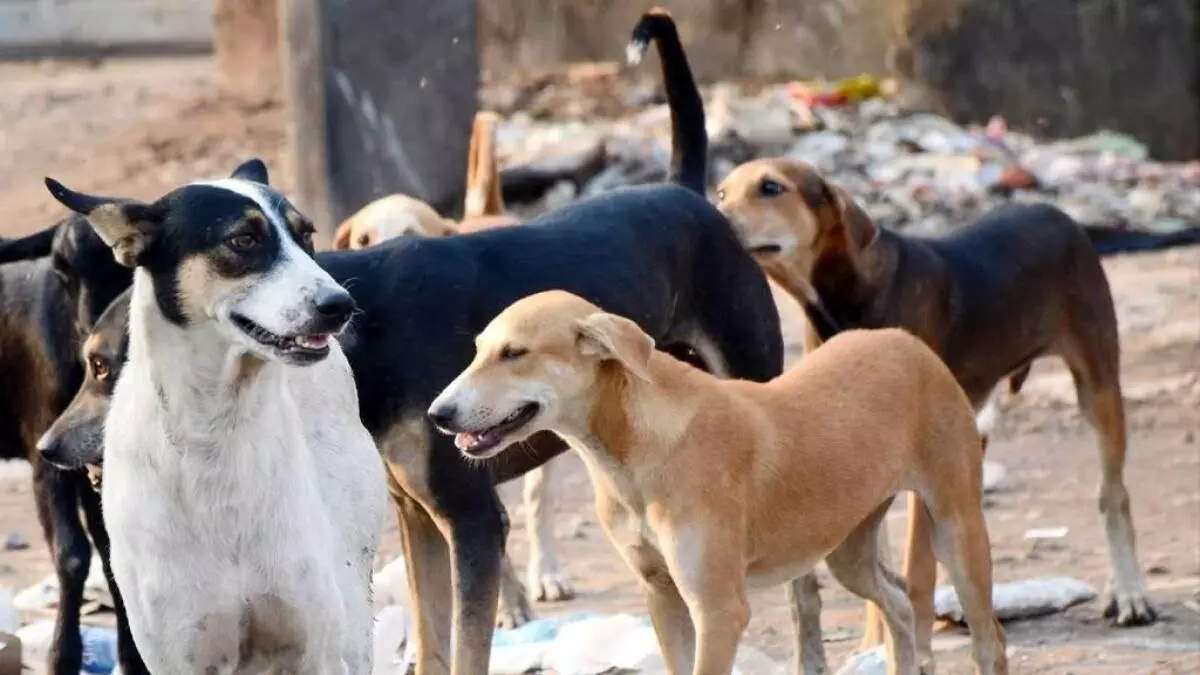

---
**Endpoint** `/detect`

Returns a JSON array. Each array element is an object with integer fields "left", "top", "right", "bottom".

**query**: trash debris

[
  {"left": 981, "top": 461, "right": 1007, "bottom": 493},
  {"left": 1023, "top": 527, "right": 1069, "bottom": 541},
  {"left": 16, "top": 620, "right": 116, "bottom": 674},
  {"left": 935, "top": 576, "right": 1097, "bottom": 623},
  {"left": 492, "top": 81, "right": 1200, "bottom": 239},
  {"left": 835, "top": 645, "right": 887, "bottom": 675}
]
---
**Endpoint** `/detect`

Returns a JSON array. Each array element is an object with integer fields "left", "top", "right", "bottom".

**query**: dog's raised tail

[
  {"left": 1083, "top": 224, "right": 1200, "bottom": 257},
  {"left": 464, "top": 111, "right": 506, "bottom": 219},
  {"left": 627, "top": 7, "right": 707, "bottom": 195}
]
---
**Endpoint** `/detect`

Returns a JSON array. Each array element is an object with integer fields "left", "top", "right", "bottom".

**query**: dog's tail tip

[{"left": 625, "top": 40, "right": 649, "bottom": 66}]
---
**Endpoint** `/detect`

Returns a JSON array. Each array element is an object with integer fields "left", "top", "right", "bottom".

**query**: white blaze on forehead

[{"left": 191, "top": 178, "right": 294, "bottom": 236}]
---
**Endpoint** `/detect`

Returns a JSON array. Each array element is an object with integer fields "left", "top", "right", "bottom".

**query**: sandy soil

[{"left": 0, "top": 56, "right": 1197, "bottom": 674}]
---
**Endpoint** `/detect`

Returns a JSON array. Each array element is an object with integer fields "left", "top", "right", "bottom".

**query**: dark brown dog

[{"left": 716, "top": 158, "right": 1155, "bottom": 669}]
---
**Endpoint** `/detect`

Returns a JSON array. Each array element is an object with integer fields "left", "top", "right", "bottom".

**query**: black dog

[{"left": 0, "top": 218, "right": 143, "bottom": 675}]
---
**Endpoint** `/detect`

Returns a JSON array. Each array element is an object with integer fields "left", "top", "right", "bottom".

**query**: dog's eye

[
  {"left": 91, "top": 357, "right": 110, "bottom": 381},
  {"left": 227, "top": 233, "right": 258, "bottom": 251},
  {"left": 758, "top": 179, "right": 786, "bottom": 197},
  {"left": 356, "top": 234, "right": 371, "bottom": 248},
  {"left": 498, "top": 345, "right": 527, "bottom": 362}
]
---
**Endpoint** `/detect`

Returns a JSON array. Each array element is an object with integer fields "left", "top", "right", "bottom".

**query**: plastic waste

[{"left": 16, "top": 620, "right": 117, "bottom": 674}]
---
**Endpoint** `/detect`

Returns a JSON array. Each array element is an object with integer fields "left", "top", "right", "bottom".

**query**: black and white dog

[{"left": 46, "top": 162, "right": 388, "bottom": 674}]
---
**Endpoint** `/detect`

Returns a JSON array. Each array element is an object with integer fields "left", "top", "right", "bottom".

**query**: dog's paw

[
  {"left": 1102, "top": 584, "right": 1158, "bottom": 626},
  {"left": 495, "top": 596, "right": 534, "bottom": 629},
  {"left": 529, "top": 569, "right": 575, "bottom": 603}
]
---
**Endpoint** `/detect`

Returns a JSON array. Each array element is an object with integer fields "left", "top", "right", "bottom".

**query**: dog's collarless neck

[{"left": 128, "top": 273, "right": 285, "bottom": 435}]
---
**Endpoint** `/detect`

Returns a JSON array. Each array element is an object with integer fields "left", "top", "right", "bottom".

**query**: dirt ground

[{"left": 0, "top": 56, "right": 1197, "bottom": 674}]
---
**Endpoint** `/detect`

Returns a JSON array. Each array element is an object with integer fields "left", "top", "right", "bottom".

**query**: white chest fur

[{"left": 101, "top": 276, "right": 387, "bottom": 674}]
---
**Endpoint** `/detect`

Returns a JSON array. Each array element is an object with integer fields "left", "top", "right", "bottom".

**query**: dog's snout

[
  {"left": 36, "top": 431, "right": 62, "bottom": 464},
  {"left": 314, "top": 290, "right": 355, "bottom": 325},
  {"left": 427, "top": 404, "right": 458, "bottom": 431}
]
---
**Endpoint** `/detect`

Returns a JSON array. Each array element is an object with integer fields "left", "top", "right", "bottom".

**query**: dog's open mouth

[
  {"left": 231, "top": 314, "right": 331, "bottom": 356},
  {"left": 454, "top": 403, "right": 540, "bottom": 456},
  {"left": 749, "top": 243, "right": 783, "bottom": 257}
]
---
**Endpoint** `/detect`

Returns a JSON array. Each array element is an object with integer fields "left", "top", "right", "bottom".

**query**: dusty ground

[{"left": 0, "top": 56, "right": 1197, "bottom": 674}]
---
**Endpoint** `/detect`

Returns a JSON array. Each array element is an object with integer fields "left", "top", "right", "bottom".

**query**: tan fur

[
  {"left": 331, "top": 111, "right": 517, "bottom": 251},
  {"left": 435, "top": 291, "right": 1009, "bottom": 675}
]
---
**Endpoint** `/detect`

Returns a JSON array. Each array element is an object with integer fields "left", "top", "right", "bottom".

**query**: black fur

[
  {"left": 628, "top": 9, "right": 708, "bottom": 194},
  {"left": 0, "top": 218, "right": 144, "bottom": 675}
]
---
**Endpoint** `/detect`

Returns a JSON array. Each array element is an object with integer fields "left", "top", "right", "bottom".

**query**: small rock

[
  {"left": 1146, "top": 564, "right": 1171, "bottom": 575},
  {"left": 569, "top": 516, "right": 588, "bottom": 539},
  {"left": 3, "top": 532, "right": 29, "bottom": 551}
]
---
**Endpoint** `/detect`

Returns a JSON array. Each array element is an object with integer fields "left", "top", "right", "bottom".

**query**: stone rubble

[{"left": 487, "top": 73, "right": 1200, "bottom": 235}]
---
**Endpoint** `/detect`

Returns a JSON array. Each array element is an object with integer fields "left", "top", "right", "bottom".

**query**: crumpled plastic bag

[{"left": 936, "top": 576, "right": 1096, "bottom": 623}]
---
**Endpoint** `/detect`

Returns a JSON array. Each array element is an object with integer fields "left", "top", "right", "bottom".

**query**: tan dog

[
  {"left": 716, "top": 158, "right": 1155, "bottom": 662},
  {"left": 428, "top": 291, "right": 1008, "bottom": 675},
  {"left": 332, "top": 112, "right": 518, "bottom": 249}
]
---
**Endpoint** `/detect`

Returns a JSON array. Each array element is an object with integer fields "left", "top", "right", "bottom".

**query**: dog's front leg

[
  {"left": 395, "top": 496, "right": 453, "bottom": 675},
  {"left": 448, "top": 511, "right": 506, "bottom": 675},
  {"left": 787, "top": 573, "right": 828, "bottom": 675},
  {"left": 522, "top": 461, "right": 575, "bottom": 601},
  {"left": 660, "top": 527, "right": 749, "bottom": 675},
  {"left": 42, "top": 468, "right": 89, "bottom": 675},
  {"left": 643, "top": 579, "right": 698, "bottom": 675}
]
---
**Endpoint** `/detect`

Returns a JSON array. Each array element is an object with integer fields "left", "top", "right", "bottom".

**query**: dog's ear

[
  {"left": 332, "top": 220, "right": 355, "bottom": 250},
  {"left": 830, "top": 184, "right": 878, "bottom": 250},
  {"left": 576, "top": 312, "right": 655, "bottom": 382},
  {"left": 44, "top": 178, "right": 160, "bottom": 268},
  {"left": 230, "top": 158, "right": 269, "bottom": 185}
]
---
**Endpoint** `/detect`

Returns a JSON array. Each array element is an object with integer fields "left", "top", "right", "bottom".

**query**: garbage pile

[{"left": 488, "top": 70, "right": 1200, "bottom": 235}]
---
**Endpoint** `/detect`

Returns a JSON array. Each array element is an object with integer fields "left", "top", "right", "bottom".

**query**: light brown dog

[
  {"left": 428, "top": 290, "right": 1008, "bottom": 675},
  {"left": 332, "top": 112, "right": 519, "bottom": 249},
  {"left": 715, "top": 158, "right": 1154, "bottom": 662}
]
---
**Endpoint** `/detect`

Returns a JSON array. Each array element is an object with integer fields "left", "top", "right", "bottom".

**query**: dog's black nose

[
  {"left": 37, "top": 434, "right": 62, "bottom": 465},
  {"left": 427, "top": 404, "right": 457, "bottom": 430},
  {"left": 314, "top": 290, "right": 355, "bottom": 324}
]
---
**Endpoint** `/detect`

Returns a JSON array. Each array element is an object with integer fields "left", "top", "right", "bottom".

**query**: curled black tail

[
  {"left": 627, "top": 8, "right": 707, "bottom": 195},
  {"left": 0, "top": 222, "right": 59, "bottom": 263},
  {"left": 1083, "top": 224, "right": 1200, "bottom": 257}
]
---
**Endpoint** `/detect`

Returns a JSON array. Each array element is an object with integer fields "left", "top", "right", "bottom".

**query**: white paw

[{"left": 528, "top": 569, "right": 575, "bottom": 603}]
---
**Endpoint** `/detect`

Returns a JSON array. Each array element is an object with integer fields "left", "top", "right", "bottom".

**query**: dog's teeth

[
  {"left": 454, "top": 432, "right": 478, "bottom": 451},
  {"left": 296, "top": 334, "right": 329, "bottom": 350}
]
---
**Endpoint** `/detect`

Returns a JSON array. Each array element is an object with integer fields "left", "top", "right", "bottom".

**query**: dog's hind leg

[
  {"left": 495, "top": 554, "right": 533, "bottom": 628},
  {"left": 787, "top": 573, "right": 829, "bottom": 675},
  {"left": 825, "top": 499, "right": 919, "bottom": 675},
  {"left": 924, "top": 493, "right": 1008, "bottom": 675},
  {"left": 522, "top": 461, "right": 575, "bottom": 602},
  {"left": 448, "top": 506, "right": 507, "bottom": 675},
  {"left": 394, "top": 494, "right": 453, "bottom": 675},
  {"left": 79, "top": 479, "right": 149, "bottom": 675},
  {"left": 1061, "top": 345, "right": 1155, "bottom": 625},
  {"left": 901, "top": 493, "right": 938, "bottom": 674}
]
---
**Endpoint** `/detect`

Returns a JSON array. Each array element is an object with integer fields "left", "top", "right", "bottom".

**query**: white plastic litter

[
  {"left": 935, "top": 576, "right": 1096, "bottom": 623},
  {"left": 371, "top": 605, "right": 413, "bottom": 675},
  {"left": 13, "top": 556, "right": 113, "bottom": 614},
  {"left": 16, "top": 620, "right": 117, "bottom": 674},
  {"left": 835, "top": 646, "right": 887, "bottom": 675},
  {"left": 981, "top": 461, "right": 1007, "bottom": 493},
  {"left": 0, "top": 587, "right": 18, "bottom": 634},
  {"left": 1023, "top": 527, "right": 1069, "bottom": 541}
]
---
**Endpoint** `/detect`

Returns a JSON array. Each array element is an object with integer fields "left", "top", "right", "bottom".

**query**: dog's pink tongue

[
  {"left": 297, "top": 334, "right": 330, "bottom": 349},
  {"left": 454, "top": 432, "right": 479, "bottom": 451}
]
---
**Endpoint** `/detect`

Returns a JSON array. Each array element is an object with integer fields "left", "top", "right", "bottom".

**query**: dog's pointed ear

[
  {"left": 45, "top": 178, "right": 160, "bottom": 268},
  {"left": 230, "top": 158, "right": 269, "bottom": 185},
  {"left": 332, "top": 220, "right": 355, "bottom": 250},
  {"left": 830, "top": 184, "right": 878, "bottom": 250},
  {"left": 576, "top": 312, "right": 655, "bottom": 382}
]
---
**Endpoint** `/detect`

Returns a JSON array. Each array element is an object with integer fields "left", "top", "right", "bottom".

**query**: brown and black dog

[{"left": 716, "top": 158, "right": 1156, "bottom": 667}]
